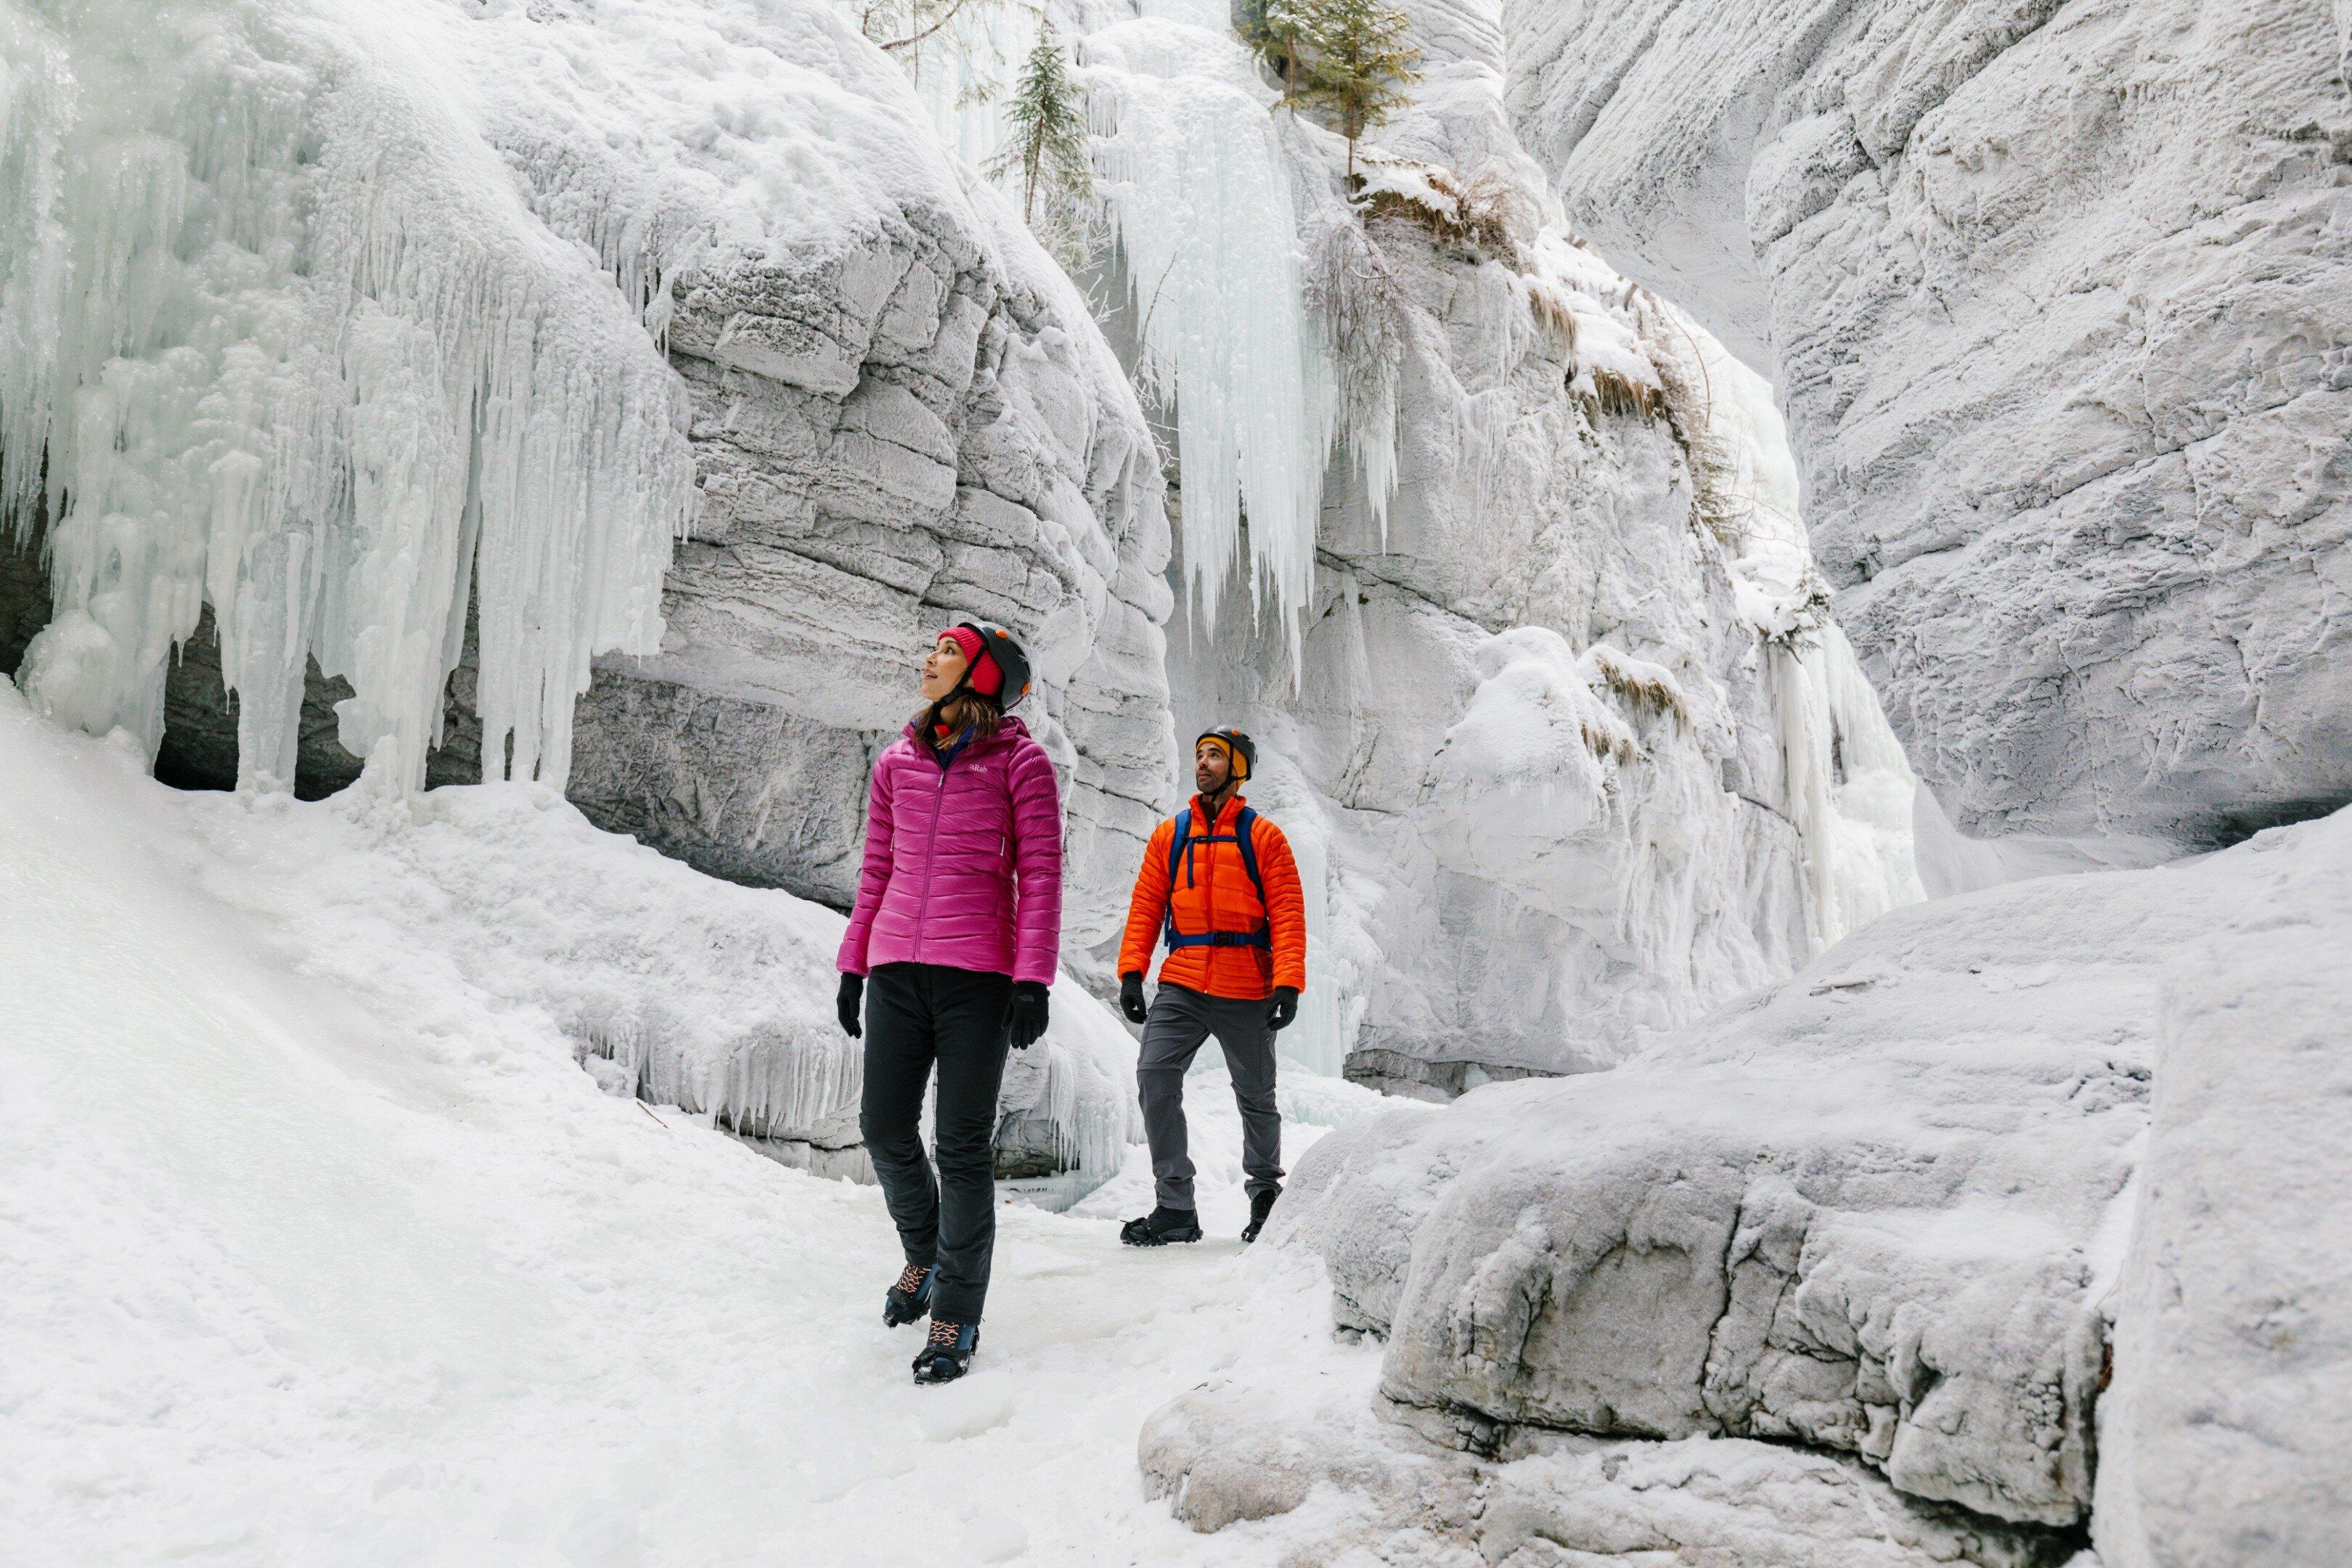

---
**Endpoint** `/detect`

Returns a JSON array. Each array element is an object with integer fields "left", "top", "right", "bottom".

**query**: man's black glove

[
  {"left": 1005, "top": 981, "right": 1052, "bottom": 1050},
  {"left": 1267, "top": 985, "right": 1299, "bottom": 1033},
  {"left": 836, "top": 972, "right": 864, "bottom": 1038},
  {"left": 1119, "top": 972, "right": 1149, "bottom": 1025}
]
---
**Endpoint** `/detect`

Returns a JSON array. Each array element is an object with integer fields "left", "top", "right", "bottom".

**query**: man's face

[{"left": 1195, "top": 741, "right": 1233, "bottom": 795}]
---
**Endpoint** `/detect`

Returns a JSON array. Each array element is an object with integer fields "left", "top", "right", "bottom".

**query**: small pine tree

[
  {"left": 987, "top": 26, "right": 1098, "bottom": 267},
  {"left": 1288, "top": 0, "right": 1420, "bottom": 180},
  {"left": 1238, "top": 0, "right": 1310, "bottom": 97}
]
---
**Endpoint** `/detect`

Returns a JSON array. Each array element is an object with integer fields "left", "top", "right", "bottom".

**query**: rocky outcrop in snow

[
  {"left": 1141, "top": 1380, "right": 2070, "bottom": 1565},
  {"left": 1260, "top": 806, "right": 2352, "bottom": 1543},
  {"left": 1503, "top": 0, "right": 2352, "bottom": 846}
]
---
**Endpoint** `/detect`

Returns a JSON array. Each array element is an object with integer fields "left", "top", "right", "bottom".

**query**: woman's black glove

[
  {"left": 837, "top": 972, "right": 864, "bottom": 1038},
  {"left": 1119, "top": 973, "right": 1148, "bottom": 1024},
  {"left": 1005, "top": 981, "right": 1051, "bottom": 1050},
  {"left": 1267, "top": 985, "right": 1300, "bottom": 1033}
]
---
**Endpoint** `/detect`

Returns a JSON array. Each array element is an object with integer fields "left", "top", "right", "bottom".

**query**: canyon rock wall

[{"left": 1505, "top": 0, "right": 2352, "bottom": 845}]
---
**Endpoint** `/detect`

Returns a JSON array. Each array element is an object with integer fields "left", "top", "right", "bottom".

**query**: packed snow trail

[{"left": 0, "top": 687, "right": 1398, "bottom": 1567}]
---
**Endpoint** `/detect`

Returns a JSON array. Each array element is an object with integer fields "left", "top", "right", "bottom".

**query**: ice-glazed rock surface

[
  {"left": 1075, "top": 0, "right": 1924, "bottom": 1087},
  {"left": 1276, "top": 806, "right": 2352, "bottom": 1529},
  {"left": 0, "top": 0, "right": 1180, "bottom": 947},
  {"left": 2093, "top": 822, "right": 2352, "bottom": 1567},
  {"left": 1503, "top": 0, "right": 2352, "bottom": 846},
  {"left": 1140, "top": 1380, "right": 2073, "bottom": 1565}
]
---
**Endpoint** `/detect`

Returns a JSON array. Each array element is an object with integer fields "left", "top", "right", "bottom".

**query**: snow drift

[{"left": 0, "top": 677, "right": 1403, "bottom": 1567}]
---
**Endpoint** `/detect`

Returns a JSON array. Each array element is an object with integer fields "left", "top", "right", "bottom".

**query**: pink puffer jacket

[{"left": 837, "top": 716, "right": 1064, "bottom": 987}]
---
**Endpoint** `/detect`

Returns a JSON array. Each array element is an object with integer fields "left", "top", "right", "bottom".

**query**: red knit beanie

[{"left": 936, "top": 626, "right": 1003, "bottom": 697}]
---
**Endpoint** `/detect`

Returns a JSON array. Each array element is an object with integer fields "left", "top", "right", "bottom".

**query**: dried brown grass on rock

[
  {"left": 1357, "top": 165, "right": 1535, "bottom": 268},
  {"left": 1588, "top": 645, "right": 1691, "bottom": 727}
]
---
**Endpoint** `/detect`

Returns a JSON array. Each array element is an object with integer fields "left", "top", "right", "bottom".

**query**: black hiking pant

[{"left": 859, "top": 961, "right": 1013, "bottom": 1324}]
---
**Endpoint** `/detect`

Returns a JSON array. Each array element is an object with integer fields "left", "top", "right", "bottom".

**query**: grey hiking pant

[{"left": 1138, "top": 982, "right": 1283, "bottom": 1211}]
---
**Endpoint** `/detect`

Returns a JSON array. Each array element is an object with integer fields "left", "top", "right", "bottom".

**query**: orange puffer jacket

[{"left": 1117, "top": 794, "right": 1306, "bottom": 1002}]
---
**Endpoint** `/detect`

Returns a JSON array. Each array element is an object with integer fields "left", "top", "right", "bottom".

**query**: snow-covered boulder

[
  {"left": 341, "top": 784, "right": 1140, "bottom": 1191},
  {"left": 2092, "top": 822, "right": 2352, "bottom": 1565},
  {"left": 1275, "top": 807, "right": 2352, "bottom": 1530},
  {"left": 1503, "top": 0, "right": 2352, "bottom": 846},
  {"left": 1140, "top": 1379, "right": 2068, "bottom": 1564}
]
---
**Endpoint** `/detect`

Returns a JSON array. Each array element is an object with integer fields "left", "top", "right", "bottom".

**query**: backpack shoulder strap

[
  {"left": 1233, "top": 807, "right": 1266, "bottom": 905},
  {"left": 1164, "top": 809, "right": 1193, "bottom": 889}
]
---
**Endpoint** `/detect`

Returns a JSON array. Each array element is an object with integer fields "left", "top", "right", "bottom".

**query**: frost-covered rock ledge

[{"left": 1148, "top": 807, "right": 2352, "bottom": 1560}]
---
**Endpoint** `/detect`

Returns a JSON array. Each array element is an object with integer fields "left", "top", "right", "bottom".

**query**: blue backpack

[{"left": 1161, "top": 806, "right": 1272, "bottom": 951}]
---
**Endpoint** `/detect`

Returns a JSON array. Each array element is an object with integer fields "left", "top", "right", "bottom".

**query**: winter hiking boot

[
  {"left": 912, "top": 1318, "right": 979, "bottom": 1384},
  {"left": 1241, "top": 1189, "right": 1280, "bottom": 1244},
  {"left": 883, "top": 1263, "right": 935, "bottom": 1328},
  {"left": 1119, "top": 1204, "right": 1204, "bottom": 1247}
]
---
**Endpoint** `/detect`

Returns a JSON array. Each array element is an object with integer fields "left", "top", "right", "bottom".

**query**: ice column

[
  {"left": 1674, "top": 318, "right": 1927, "bottom": 945},
  {"left": 1083, "top": 18, "right": 1337, "bottom": 649},
  {"left": 1773, "top": 624, "right": 1928, "bottom": 948}
]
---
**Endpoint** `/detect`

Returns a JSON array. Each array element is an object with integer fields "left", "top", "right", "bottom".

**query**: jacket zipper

[{"left": 911, "top": 746, "right": 952, "bottom": 951}]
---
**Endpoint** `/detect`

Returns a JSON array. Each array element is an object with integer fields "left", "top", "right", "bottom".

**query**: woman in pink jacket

[{"left": 836, "top": 621, "right": 1062, "bottom": 1384}]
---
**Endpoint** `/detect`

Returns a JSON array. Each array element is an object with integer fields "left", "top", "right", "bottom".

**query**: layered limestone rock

[
  {"left": 1503, "top": 0, "right": 2352, "bottom": 846},
  {"left": 583, "top": 187, "right": 1177, "bottom": 947},
  {"left": 1269, "top": 806, "right": 2352, "bottom": 1538}
]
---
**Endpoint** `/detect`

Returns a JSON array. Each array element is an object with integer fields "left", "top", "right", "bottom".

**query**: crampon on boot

[
  {"left": 1241, "top": 1189, "right": 1280, "bottom": 1244},
  {"left": 1119, "top": 1204, "right": 1204, "bottom": 1247},
  {"left": 912, "top": 1318, "right": 980, "bottom": 1384},
  {"left": 883, "top": 1263, "right": 935, "bottom": 1328}
]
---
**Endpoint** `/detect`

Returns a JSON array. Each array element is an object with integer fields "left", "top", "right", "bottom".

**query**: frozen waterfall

[
  {"left": 0, "top": 0, "right": 693, "bottom": 794},
  {"left": 1083, "top": 16, "right": 1339, "bottom": 650}
]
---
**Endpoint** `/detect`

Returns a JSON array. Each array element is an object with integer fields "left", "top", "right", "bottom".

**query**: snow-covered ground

[{"left": 0, "top": 685, "right": 1411, "bottom": 1567}]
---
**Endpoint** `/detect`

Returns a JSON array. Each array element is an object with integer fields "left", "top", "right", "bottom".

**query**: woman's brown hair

[{"left": 916, "top": 689, "right": 1003, "bottom": 748}]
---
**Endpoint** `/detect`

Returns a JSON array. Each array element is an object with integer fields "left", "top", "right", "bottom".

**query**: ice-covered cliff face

[
  {"left": 0, "top": 0, "right": 1180, "bottom": 955},
  {"left": 1068, "top": 0, "right": 1923, "bottom": 1087},
  {"left": 1503, "top": 0, "right": 2352, "bottom": 846},
  {"left": 464, "top": 0, "right": 1181, "bottom": 944},
  {"left": 0, "top": 0, "right": 695, "bottom": 796}
]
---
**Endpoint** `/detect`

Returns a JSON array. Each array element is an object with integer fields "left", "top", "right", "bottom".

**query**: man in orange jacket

[{"left": 1116, "top": 727, "right": 1307, "bottom": 1247}]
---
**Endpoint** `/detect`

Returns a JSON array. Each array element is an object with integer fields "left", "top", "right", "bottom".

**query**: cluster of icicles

[{"left": 0, "top": 0, "right": 694, "bottom": 795}]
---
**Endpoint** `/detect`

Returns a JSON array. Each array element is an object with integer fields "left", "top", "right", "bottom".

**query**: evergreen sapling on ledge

[
  {"left": 987, "top": 25, "right": 1098, "bottom": 269},
  {"left": 1270, "top": 0, "right": 1420, "bottom": 181}
]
